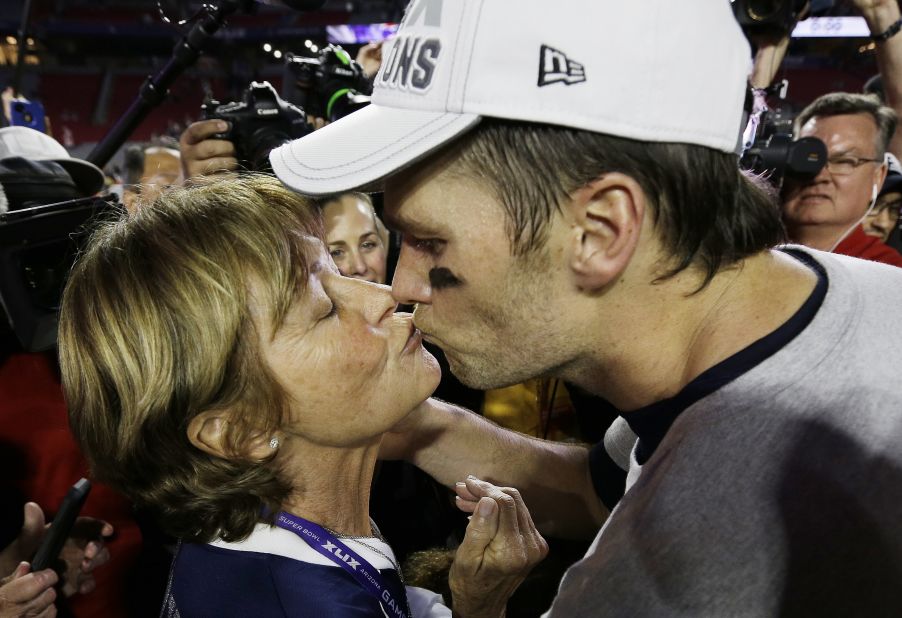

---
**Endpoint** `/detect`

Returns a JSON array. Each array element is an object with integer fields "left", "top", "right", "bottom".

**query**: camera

[
  {"left": 284, "top": 44, "right": 372, "bottom": 123},
  {"left": 731, "top": 0, "right": 810, "bottom": 37},
  {"left": 201, "top": 81, "right": 311, "bottom": 172},
  {"left": 731, "top": 0, "right": 836, "bottom": 38},
  {"left": 740, "top": 82, "right": 827, "bottom": 188},
  {"left": 0, "top": 194, "right": 119, "bottom": 352}
]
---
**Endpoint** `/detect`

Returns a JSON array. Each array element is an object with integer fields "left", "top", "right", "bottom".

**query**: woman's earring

[{"left": 269, "top": 437, "right": 280, "bottom": 450}]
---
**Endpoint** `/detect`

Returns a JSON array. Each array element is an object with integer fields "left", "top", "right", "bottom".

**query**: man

[
  {"left": 864, "top": 153, "right": 902, "bottom": 243},
  {"left": 272, "top": 1, "right": 902, "bottom": 615},
  {"left": 122, "top": 143, "right": 181, "bottom": 212},
  {"left": 322, "top": 192, "right": 389, "bottom": 284},
  {"left": 781, "top": 92, "right": 902, "bottom": 266}
]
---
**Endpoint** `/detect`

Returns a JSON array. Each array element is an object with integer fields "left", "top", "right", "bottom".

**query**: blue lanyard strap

[{"left": 275, "top": 511, "right": 411, "bottom": 618}]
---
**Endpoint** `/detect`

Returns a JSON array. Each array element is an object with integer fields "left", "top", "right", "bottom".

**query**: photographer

[
  {"left": 743, "top": 0, "right": 902, "bottom": 265},
  {"left": 179, "top": 42, "right": 375, "bottom": 182},
  {"left": 781, "top": 91, "right": 902, "bottom": 265}
]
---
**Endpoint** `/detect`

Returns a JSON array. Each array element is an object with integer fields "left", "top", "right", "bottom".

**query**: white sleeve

[{"left": 407, "top": 585, "right": 452, "bottom": 617}]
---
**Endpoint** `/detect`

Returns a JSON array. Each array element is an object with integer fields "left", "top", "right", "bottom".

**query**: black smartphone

[{"left": 30, "top": 478, "right": 92, "bottom": 572}]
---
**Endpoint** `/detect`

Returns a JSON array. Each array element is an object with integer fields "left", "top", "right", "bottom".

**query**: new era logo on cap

[{"left": 538, "top": 44, "right": 586, "bottom": 87}]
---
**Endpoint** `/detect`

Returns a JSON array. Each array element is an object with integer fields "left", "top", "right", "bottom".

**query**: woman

[{"left": 57, "top": 175, "right": 449, "bottom": 616}]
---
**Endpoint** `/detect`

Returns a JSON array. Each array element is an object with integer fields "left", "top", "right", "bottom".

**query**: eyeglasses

[
  {"left": 825, "top": 155, "right": 883, "bottom": 176},
  {"left": 870, "top": 199, "right": 902, "bottom": 216}
]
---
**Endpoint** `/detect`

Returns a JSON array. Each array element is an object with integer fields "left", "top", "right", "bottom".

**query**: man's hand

[
  {"left": 0, "top": 562, "right": 58, "bottom": 618},
  {"left": 449, "top": 476, "right": 548, "bottom": 618},
  {"left": 0, "top": 504, "right": 46, "bottom": 578},
  {"left": 355, "top": 42, "right": 384, "bottom": 79},
  {"left": 179, "top": 120, "right": 239, "bottom": 181},
  {"left": 747, "top": 2, "right": 808, "bottom": 88},
  {"left": 57, "top": 519, "right": 113, "bottom": 597},
  {"left": 0, "top": 503, "right": 113, "bottom": 600},
  {"left": 852, "top": 0, "right": 898, "bottom": 16},
  {"left": 852, "top": 0, "right": 902, "bottom": 32}
]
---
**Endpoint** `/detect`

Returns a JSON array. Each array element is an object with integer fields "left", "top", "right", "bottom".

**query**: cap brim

[
  {"left": 54, "top": 159, "right": 105, "bottom": 197},
  {"left": 270, "top": 103, "right": 480, "bottom": 197}
]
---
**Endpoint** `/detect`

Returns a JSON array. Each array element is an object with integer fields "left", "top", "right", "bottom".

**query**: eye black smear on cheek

[{"left": 429, "top": 267, "right": 464, "bottom": 289}]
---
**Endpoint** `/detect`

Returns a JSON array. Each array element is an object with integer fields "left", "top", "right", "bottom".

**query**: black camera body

[
  {"left": 732, "top": 0, "right": 810, "bottom": 37},
  {"left": 0, "top": 194, "right": 120, "bottom": 352},
  {"left": 740, "top": 83, "right": 827, "bottom": 187},
  {"left": 285, "top": 44, "right": 372, "bottom": 123},
  {"left": 202, "top": 81, "right": 311, "bottom": 172}
]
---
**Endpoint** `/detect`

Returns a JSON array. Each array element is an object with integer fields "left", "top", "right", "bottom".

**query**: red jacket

[{"left": 834, "top": 225, "right": 902, "bottom": 268}]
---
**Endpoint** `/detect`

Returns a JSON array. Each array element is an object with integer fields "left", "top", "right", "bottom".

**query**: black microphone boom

[
  {"left": 86, "top": 0, "right": 327, "bottom": 169},
  {"left": 260, "top": 0, "right": 328, "bottom": 9}
]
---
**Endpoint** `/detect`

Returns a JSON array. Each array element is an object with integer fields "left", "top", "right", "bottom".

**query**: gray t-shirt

[{"left": 547, "top": 248, "right": 902, "bottom": 617}]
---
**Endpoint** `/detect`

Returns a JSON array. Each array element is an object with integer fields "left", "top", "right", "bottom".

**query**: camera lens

[
  {"left": 747, "top": 0, "right": 780, "bottom": 21},
  {"left": 327, "top": 91, "right": 371, "bottom": 123},
  {"left": 247, "top": 129, "right": 295, "bottom": 172}
]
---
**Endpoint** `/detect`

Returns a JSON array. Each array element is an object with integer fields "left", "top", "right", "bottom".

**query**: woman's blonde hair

[{"left": 59, "top": 174, "right": 321, "bottom": 542}]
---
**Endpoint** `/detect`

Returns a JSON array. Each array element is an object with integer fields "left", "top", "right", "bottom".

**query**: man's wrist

[{"left": 873, "top": 16, "right": 902, "bottom": 42}]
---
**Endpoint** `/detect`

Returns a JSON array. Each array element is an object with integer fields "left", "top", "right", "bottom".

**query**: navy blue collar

[{"left": 624, "top": 250, "right": 828, "bottom": 465}]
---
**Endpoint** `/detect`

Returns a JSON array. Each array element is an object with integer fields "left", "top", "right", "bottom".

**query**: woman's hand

[
  {"left": 57, "top": 518, "right": 113, "bottom": 597},
  {"left": 0, "top": 562, "right": 58, "bottom": 618},
  {"left": 449, "top": 476, "right": 548, "bottom": 618}
]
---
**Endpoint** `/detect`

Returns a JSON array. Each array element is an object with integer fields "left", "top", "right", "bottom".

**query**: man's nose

[
  {"left": 811, "top": 162, "right": 833, "bottom": 184},
  {"left": 390, "top": 244, "right": 432, "bottom": 306}
]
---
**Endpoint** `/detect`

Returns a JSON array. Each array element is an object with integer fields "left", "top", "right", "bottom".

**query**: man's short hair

[
  {"left": 794, "top": 92, "right": 898, "bottom": 157},
  {"left": 59, "top": 174, "right": 321, "bottom": 543},
  {"left": 449, "top": 119, "right": 785, "bottom": 287},
  {"left": 122, "top": 144, "right": 145, "bottom": 187},
  {"left": 123, "top": 139, "right": 182, "bottom": 189}
]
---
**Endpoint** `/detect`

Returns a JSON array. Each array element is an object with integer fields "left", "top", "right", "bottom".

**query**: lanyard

[{"left": 275, "top": 511, "right": 411, "bottom": 618}]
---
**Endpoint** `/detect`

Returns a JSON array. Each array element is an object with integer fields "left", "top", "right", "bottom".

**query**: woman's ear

[
  {"left": 565, "top": 173, "right": 645, "bottom": 291},
  {"left": 187, "top": 411, "right": 231, "bottom": 459},
  {"left": 188, "top": 412, "right": 278, "bottom": 461}
]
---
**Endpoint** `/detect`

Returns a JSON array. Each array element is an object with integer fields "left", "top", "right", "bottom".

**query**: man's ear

[
  {"left": 874, "top": 161, "right": 889, "bottom": 198},
  {"left": 565, "top": 173, "right": 645, "bottom": 290}
]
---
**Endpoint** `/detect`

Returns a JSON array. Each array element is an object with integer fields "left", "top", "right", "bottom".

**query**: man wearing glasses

[{"left": 782, "top": 92, "right": 902, "bottom": 267}]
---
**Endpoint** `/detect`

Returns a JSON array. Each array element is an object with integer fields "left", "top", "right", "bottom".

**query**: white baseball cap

[
  {"left": 0, "top": 126, "right": 105, "bottom": 196},
  {"left": 272, "top": 0, "right": 752, "bottom": 197}
]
